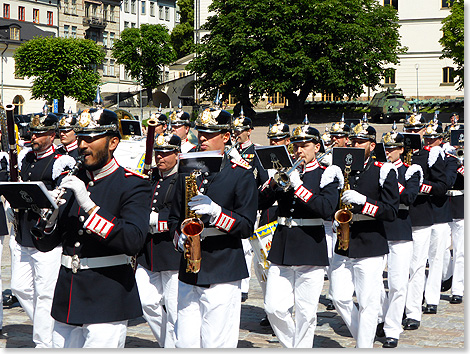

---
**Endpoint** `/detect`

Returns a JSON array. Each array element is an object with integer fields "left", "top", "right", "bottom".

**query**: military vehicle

[{"left": 369, "top": 88, "right": 413, "bottom": 123}]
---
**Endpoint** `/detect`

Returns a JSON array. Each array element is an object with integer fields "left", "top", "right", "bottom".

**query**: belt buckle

[
  {"left": 287, "top": 217, "right": 293, "bottom": 228},
  {"left": 71, "top": 255, "right": 80, "bottom": 274}
]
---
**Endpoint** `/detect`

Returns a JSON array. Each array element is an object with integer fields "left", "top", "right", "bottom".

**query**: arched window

[{"left": 13, "top": 95, "right": 24, "bottom": 115}]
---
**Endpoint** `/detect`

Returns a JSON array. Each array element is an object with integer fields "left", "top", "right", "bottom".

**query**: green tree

[
  {"left": 14, "top": 36, "right": 105, "bottom": 113},
  {"left": 188, "top": 0, "right": 405, "bottom": 120},
  {"left": 439, "top": 0, "right": 464, "bottom": 90},
  {"left": 112, "top": 24, "right": 177, "bottom": 106},
  {"left": 170, "top": 0, "right": 194, "bottom": 58}
]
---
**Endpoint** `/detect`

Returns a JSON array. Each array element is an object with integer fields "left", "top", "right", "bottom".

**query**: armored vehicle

[{"left": 369, "top": 88, "right": 412, "bottom": 123}]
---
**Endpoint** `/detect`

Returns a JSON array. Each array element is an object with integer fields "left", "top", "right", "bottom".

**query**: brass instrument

[
  {"left": 335, "top": 165, "right": 353, "bottom": 251},
  {"left": 403, "top": 148, "right": 413, "bottom": 165},
  {"left": 181, "top": 171, "right": 204, "bottom": 273},
  {"left": 316, "top": 142, "right": 337, "bottom": 162},
  {"left": 273, "top": 157, "right": 304, "bottom": 191},
  {"left": 142, "top": 114, "right": 159, "bottom": 176}
]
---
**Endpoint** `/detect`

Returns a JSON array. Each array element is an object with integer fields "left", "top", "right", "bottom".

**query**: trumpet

[
  {"left": 316, "top": 142, "right": 337, "bottom": 162},
  {"left": 31, "top": 157, "right": 84, "bottom": 240},
  {"left": 273, "top": 157, "right": 304, "bottom": 191}
]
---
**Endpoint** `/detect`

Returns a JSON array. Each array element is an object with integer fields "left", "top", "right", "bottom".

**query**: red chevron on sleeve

[{"left": 362, "top": 202, "right": 378, "bottom": 217}]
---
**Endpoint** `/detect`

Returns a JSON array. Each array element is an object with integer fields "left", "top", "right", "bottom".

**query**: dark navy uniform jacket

[
  {"left": 33, "top": 158, "right": 152, "bottom": 325},
  {"left": 56, "top": 140, "right": 79, "bottom": 160},
  {"left": 168, "top": 155, "right": 258, "bottom": 287},
  {"left": 409, "top": 146, "right": 448, "bottom": 227},
  {"left": 237, "top": 140, "right": 269, "bottom": 186},
  {"left": 382, "top": 159, "right": 421, "bottom": 242},
  {"left": 336, "top": 159, "right": 400, "bottom": 259},
  {"left": 137, "top": 168, "right": 180, "bottom": 272},
  {"left": 259, "top": 160, "right": 340, "bottom": 266},
  {"left": 17, "top": 146, "right": 60, "bottom": 247},
  {"left": 0, "top": 152, "right": 9, "bottom": 235},
  {"left": 448, "top": 156, "right": 464, "bottom": 220}
]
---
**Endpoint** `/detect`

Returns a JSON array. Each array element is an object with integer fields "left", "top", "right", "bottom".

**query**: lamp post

[
  {"left": 415, "top": 63, "right": 419, "bottom": 101},
  {"left": 1, "top": 42, "right": 9, "bottom": 104}
]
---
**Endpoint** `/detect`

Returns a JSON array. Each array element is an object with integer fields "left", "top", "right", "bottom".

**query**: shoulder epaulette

[
  {"left": 403, "top": 162, "right": 410, "bottom": 168},
  {"left": 54, "top": 154, "right": 62, "bottom": 159},
  {"left": 374, "top": 161, "right": 384, "bottom": 167},
  {"left": 320, "top": 165, "right": 326, "bottom": 170},
  {"left": 123, "top": 167, "right": 149, "bottom": 179},
  {"left": 230, "top": 158, "right": 251, "bottom": 170},
  {"left": 424, "top": 145, "right": 431, "bottom": 152}
]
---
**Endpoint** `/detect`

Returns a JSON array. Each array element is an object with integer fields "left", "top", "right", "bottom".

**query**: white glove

[
  {"left": 48, "top": 189, "right": 66, "bottom": 207},
  {"left": 267, "top": 169, "right": 276, "bottom": 179},
  {"left": 148, "top": 211, "right": 159, "bottom": 234},
  {"left": 59, "top": 175, "right": 96, "bottom": 213},
  {"left": 188, "top": 194, "right": 222, "bottom": 223},
  {"left": 332, "top": 220, "right": 340, "bottom": 233},
  {"left": 289, "top": 169, "right": 303, "bottom": 190},
  {"left": 177, "top": 232, "right": 188, "bottom": 252},
  {"left": 342, "top": 190, "right": 367, "bottom": 206}
]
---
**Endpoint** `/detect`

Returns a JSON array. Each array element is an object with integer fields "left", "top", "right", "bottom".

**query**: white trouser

[
  {"left": 330, "top": 253, "right": 385, "bottom": 348},
  {"left": 10, "top": 242, "right": 61, "bottom": 348},
  {"left": 442, "top": 233, "right": 453, "bottom": 281},
  {"left": 175, "top": 280, "right": 242, "bottom": 348},
  {"left": 0, "top": 235, "right": 4, "bottom": 329},
  {"left": 135, "top": 266, "right": 179, "bottom": 348},
  {"left": 241, "top": 238, "right": 253, "bottom": 293},
  {"left": 52, "top": 320, "right": 128, "bottom": 348},
  {"left": 324, "top": 221, "right": 336, "bottom": 301},
  {"left": 379, "top": 240, "right": 413, "bottom": 339},
  {"left": 450, "top": 219, "right": 464, "bottom": 296},
  {"left": 264, "top": 263, "right": 324, "bottom": 348}
]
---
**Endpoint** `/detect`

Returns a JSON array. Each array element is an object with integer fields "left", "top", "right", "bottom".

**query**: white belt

[
  {"left": 201, "top": 227, "right": 226, "bottom": 238},
  {"left": 399, "top": 204, "right": 409, "bottom": 210},
  {"left": 61, "top": 254, "right": 133, "bottom": 274},
  {"left": 277, "top": 217, "right": 323, "bottom": 228},
  {"left": 447, "top": 190, "right": 464, "bottom": 197},
  {"left": 352, "top": 214, "right": 375, "bottom": 222}
]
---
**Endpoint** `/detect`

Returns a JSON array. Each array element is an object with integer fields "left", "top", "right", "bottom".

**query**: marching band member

[
  {"left": 169, "top": 103, "right": 195, "bottom": 153},
  {"left": 150, "top": 107, "right": 168, "bottom": 137},
  {"left": 377, "top": 124, "right": 423, "bottom": 348},
  {"left": 33, "top": 108, "right": 152, "bottom": 348},
  {"left": 168, "top": 107, "right": 258, "bottom": 348},
  {"left": 329, "top": 118, "right": 400, "bottom": 348},
  {"left": 259, "top": 118, "right": 342, "bottom": 348},
  {"left": 403, "top": 116, "right": 448, "bottom": 329},
  {"left": 0, "top": 147, "right": 10, "bottom": 333},
  {"left": 56, "top": 108, "right": 79, "bottom": 159}
]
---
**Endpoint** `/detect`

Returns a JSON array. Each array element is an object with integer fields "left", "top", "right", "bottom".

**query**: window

[
  {"left": 159, "top": 5, "right": 163, "bottom": 19},
  {"left": 103, "top": 4, "right": 108, "bottom": 21},
  {"left": 64, "top": 25, "right": 70, "bottom": 38},
  {"left": 384, "top": 68, "right": 396, "bottom": 85},
  {"left": 63, "top": 0, "right": 69, "bottom": 13},
  {"left": 269, "top": 93, "right": 286, "bottom": 104},
  {"left": 176, "top": 8, "right": 180, "bottom": 22},
  {"left": 124, "top": 21, "right": 129, "bottom": 28},
  {"left": 109, "top": 59, "right": 115, "bottom": 76},
  {"left": 124, "top": 70, "right": 129, "bottom": 81},
  {"left": 141, "top": 1, "right": 145, "bottom": 14},
  {"left": 13, "top": 95, "right": 24, "bottom": 114},
  {"left": 131, "top": 0, "right": 136, "bottom": 14},
  {"left": 47, "top": 11, "right": 53, "bottom": 25},
  {"left": 110, "top": 6, "right": 115, "bottom": 21},
  {"left": 150, "top": 2, "right": 154, "bottom": 16},
  {"left": 442, "top": 0, "right": 454, "bottom": 8},
  {"left": 131, "top": 22, "right": 136, "bottom": 28},
  {"left": 33, "top": 9, "right": 39, "bottom": 23},
  {"left": 85, "top": 2, "right": 90, "bottom": 16},
  {"left": 103, "top": 59, "right": 108, "bottom": 76},
  {"left": 71, "top": 0, "right": 77, "bottom": 14},
  {"left": 103, "top": 31, "right": 108, "bottom": 47},
  {"left": 90, "top": 30, "right": 98, "bottom": 42},
  {"left": 124, "top": 0, "right": 129, "bottom": 13},
  {"left": 92, "top": 4, "right": 97, "bottom": 16},
  {"left": 165, "top": 6, "right": 169, "bottom": 20},
  {"left": 384, "top": 0, "right": 398, "bottom": 10},
  {"left": 3, "top": 4, "right": 9, "bottom": 19},
  {"left": 442, "top": 67, "right": 454, "bottom": 84},
  {"left": 71, "top": 26, "right": 77, "bottom": 38},
  {"left": 110, "top": 32, "right": 114, "bottom": 48},
  {"left": 10, "top": 27, "right": 19, "bottom": 40},
  {"left": 18, "top": 6, "right": 25, "bottom": 21}
]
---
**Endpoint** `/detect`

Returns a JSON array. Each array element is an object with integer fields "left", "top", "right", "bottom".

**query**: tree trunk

[
  {"left": 58, "top": 96, "right": 65, "bottom": 114},
  {"left": 233, "top": 90, "right": 256, "bottom": 119},
  {"left": 286, "top": 89, "right": 310, "bottom": 122},
  {"left": 146, "top": 87, "right": 154, "bottom": 107}
]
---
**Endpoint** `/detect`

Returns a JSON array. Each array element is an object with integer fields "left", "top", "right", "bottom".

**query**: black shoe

[
  {"left": 326, "top": 301, "right": 335, "bottom": 311},
  {"left": 376, "top": 322, "right": 385, "bottom": 337},
  {"left": 3, "top": 294, "right": 18, "bottom": 307},
  {"left": 403, "top": 318, "right": 420, "bottom": 330},
  {"left": 383, "top": 337, "right": 398, "bottom": 348},
  {"left": 241, "top": 292, "right": 248, "bottom": 302},
  {"left": 441, "top": 276, "right": 453, "bottom": 292},
  {"left": 260, "top": 316, "right": 270, "bottom": 326},
  {"left": 423, "top": 304, "right": 437, "bottom": 314},
  {"left": 450, "top": 295, "right": 463, "bottom": 304}
]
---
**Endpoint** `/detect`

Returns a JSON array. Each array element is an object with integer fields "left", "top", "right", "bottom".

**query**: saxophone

[
  {"left": 334, "top": 165, "right": 353, "bottom": 251},
  {"left": 181, "top": 171, "right": 204, "bottom": 273}
]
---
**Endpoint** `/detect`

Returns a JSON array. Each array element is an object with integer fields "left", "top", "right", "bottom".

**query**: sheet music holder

[
  {"left": 374, "top": 143, "right": 387, "bottom": 163},
  {"left": 178, "top": 151, "right": 223, "bottom": 174},
  {"left": 121, "top": 119, "right": 143, "bottom": 136},
  {"left": 402, "top": 133, "right": 422, "bottom": 151},
  {"left": 450, "top": 129, "right": 464, "bottom": 147},
  {"left": 0, "top": 181, "right": 58, "bottom": 210},
  {"left": 332, "top": 147, "right": 365, "bottom": 171},
  {"left": 254, "top": 145, "right": 293, "bottom": 171}
]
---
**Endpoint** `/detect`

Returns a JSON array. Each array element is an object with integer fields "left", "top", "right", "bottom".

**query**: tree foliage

[
  {"left": 187, "top": 0, "right": 405, "bottom": 120},
  {"left": 439, "top": 0, "right": 464, "bottom": 90},
  {"left": 112, "top": 24, "right": 177, "bottom": 105},
  {"left": 170, "top": 0, "right": 194, "bottom": 58},
  {"left": 14, "top": 36, "right": 105, "bottom": 111}
]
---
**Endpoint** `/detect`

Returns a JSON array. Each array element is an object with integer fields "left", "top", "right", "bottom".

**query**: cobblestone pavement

[{"left": 0, "top": 122, "right": 464, "bottom": 348}]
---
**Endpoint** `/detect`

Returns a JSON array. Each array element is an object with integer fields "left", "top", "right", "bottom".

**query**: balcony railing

[{"left": 82, "top": 16, "right": 106, "bottom": 29}]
